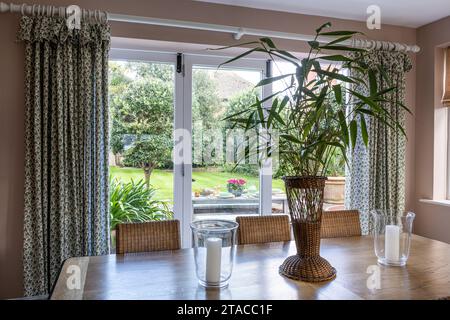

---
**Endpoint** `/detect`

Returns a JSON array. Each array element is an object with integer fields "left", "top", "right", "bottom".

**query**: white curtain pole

[{"left": 0, "top": 2, "right": 420, "bottom": 53}]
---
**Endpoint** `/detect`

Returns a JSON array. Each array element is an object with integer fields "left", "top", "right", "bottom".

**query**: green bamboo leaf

[
  {"left": 218, "top": 47, "right": 265, "bottom": 67},
  {"left": 315, "top": 69, "right": 356, "bottom": 84},
  {"left": 395, "top": 101, "right": 413, "bottom": 115},
  {"left": 315, "top": 22, "right": 332, "bottom": 34},
  {"left": 348, "top": 89, "right": 384, "bottom": 113},
  {"left": 377, "top": 65, "right": 392, "bottom": 86},
  {"left": 316, "top": 55, "right": 353, "bottom": 62},
  {"left": 350, "top": 119, "right": 358, "bottom": 149},
  {"left": 333, "top": 84, "right": 342, "bottom": 105},
  {"left": 267, "top": 98, "right": 278, "bottom": 128},
  {"left": 278, "top": 95, "right": 289, "bottom": 112},
  {"left": 338, "top": 110, "right": 349, "bottom": 146},
  {"left": 368, "top": 69, "right": 378, "bottom": 97},
  {"left": 308, "top": 41, "right": 320, "bottom": 49},
  {"left": 326, "top": 35, "right": 353, "bottom": 46},
  {"left": 208, "top": 41, "right": 261, "bottom": 51},
  {"left": 375, "top": 86, "right": 396, "bottom": 97},
  {"left": 256, "top": 73, "right": 295, "bottom": 87},
  {"left": 360, "top": 116, "right": 368, "bottom": 146},
  {"left": 271, "top": 49, "right": 300, "bottom": 61},
  {"left": 260, "top": 37, "right": 276, "bottom": 48},
  {"left": 269, "top": 52, "right": 300, "bottom": 66},
  {"left": 280, "top": 134, "right": 302, "bottom": 144},
  {"left": 319, "top": 45, "right": 366, "bottom": 52}
]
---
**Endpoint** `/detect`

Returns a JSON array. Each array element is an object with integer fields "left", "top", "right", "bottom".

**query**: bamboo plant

[{"left": 219, "top": 22, "right": 410, "bottom": 178}]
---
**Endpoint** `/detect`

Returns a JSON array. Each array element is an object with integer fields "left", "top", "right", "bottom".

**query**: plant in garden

[
  {"left": 110, "top": 133, "right": 125, "bottom": 166},
  {"left": 109, "top": 62, "right": 174, "bottom": 182},
  {"left": 226, "top": 178, "right": 247, "bottom": 197},
  {"left": 325, "top": 148, "right": 346, "bottom": 177},
  {"left": 110, "top": 178, "right": 173, "bottom": 230},
  {"left": 123, "top": 136, "right": 172, "bottom": 186}
]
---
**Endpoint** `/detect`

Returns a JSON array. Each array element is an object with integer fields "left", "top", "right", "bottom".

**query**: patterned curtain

[
  {"left": 345, "top": 50, "right": 412, "bottom": 234},
  {"left": 18, "top": 16, "right": 111, "bottom": 296}
]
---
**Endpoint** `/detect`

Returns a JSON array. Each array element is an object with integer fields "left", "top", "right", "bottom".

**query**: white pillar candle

[
  {"left": 385, "top": 225, "right": 400, "bottom": 262},
  {"left": 205, "top": 237, "right": 222, "bottom": 283}
]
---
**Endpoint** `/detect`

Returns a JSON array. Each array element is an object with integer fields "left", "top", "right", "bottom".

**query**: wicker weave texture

[
  {"left": 279, "top": 220, "right": 336, "bottom": 282},
  {"left": 116, "top": 220, "right": 181, "bottom": 254},
  {"left": 283, "top": 176, "right": 327, "bottom": 222},
  {"left": 236, "top": 215, "right": 291, "bottom": 245},
  {"left": 321, "top": 210, "right": 361, "bottom": 238}
]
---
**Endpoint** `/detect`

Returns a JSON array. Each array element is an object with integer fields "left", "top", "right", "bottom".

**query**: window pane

[
  {"left": 108, "top": 60, "right": 175, "bottom": 236},
  {"left": 191, "top": 67, "right": 262, "bottom": 220}
]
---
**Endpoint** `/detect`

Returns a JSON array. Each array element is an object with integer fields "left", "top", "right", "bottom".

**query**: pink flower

[{"left": 227, "top": 178, "right": 246, "bottom": 186}]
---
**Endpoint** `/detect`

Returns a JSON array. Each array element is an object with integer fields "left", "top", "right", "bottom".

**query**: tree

[
  {"left": 110, "top": 133, "right": 125, "bottom": 166},
  {"left": 123, "top": 136, "right": 172, "bottom": 186},
  {"left": 192, "top": 70, "right": 221, "bottom": 131},
  {"left": 126, "top": 61, "right": 173, "bottom": 83},
  {"left": 116, "top": 78, "right": 174, "bottom": 136},
  {"left": 109, "top": 62, "right": 132, "bottom": 165},
  {"left": 112, "top": 73, "right": 174, "bottom": 182}
]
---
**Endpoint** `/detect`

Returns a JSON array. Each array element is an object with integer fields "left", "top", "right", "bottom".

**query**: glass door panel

[
  {"left": 108, "top": 55, "right": 180, "bottom": 247},
  {"left": 190, "top": 64, "right": 263, "bottom": 221}
]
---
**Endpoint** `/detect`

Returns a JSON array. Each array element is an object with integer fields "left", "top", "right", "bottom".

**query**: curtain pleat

[
  {"left": 345, "top": 50, "right": 412, "bottom": 234},
  {"left": 19, "top": 16, "right": 111, "bottom": 296}
]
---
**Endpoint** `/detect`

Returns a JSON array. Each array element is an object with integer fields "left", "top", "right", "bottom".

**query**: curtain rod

[{"left": 0, "top": 2, "right": 421, "bottom": 53}]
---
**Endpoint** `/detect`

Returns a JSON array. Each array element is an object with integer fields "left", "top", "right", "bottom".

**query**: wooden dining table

[{"left": 51, "top": 235, "right": 450, "bottom": 300}]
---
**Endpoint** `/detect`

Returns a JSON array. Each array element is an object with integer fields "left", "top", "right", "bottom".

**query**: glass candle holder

[
  {"left": 371, "top": 210, "right": 415, "bottom": 267},
  {"left": 190, "top": 220, "right": 238, "bottom": 288}
]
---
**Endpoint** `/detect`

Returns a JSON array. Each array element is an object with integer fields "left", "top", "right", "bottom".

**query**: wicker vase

[{"left": 279, "top": 176, "right": 337, "bottom": 282}]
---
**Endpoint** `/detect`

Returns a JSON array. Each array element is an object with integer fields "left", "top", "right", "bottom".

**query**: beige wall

[
  {"left": 0, "top": 0, "right": 417, "bottom": 298},
  {"left": 414, "top": 16, "right": 450, "bottom": 245}
]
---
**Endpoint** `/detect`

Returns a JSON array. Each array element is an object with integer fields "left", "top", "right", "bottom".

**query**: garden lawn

[{"left": 110, "top": 166, "right": 284, "bottom": 201}]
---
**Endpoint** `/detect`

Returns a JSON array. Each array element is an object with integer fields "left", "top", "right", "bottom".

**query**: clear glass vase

[
  {"left": 371, "top": 210, "right": 415, "bottom": 266},
  {"left": 190, "top": 220, "right": 238, "bottom": 288}
]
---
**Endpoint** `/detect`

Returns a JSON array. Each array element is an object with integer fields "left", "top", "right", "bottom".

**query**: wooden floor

[{"left": 51, "top": 235, "right": 450, "bottom": 300}]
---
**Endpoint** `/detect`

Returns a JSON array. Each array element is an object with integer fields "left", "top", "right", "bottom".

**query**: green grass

[{"left": 110, "top": 166, "right": 284, "bottom": 201}]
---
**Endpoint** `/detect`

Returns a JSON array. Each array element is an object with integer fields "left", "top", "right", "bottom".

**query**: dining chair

[
  {"left": 116, "top": 220, "right": 181, "bottom": 254},
  {"left": 236, "top": 215, "right": 291, "bottom": 245},
  {"left": 321, "top": 209, "right": 362, "bottom": 238}
]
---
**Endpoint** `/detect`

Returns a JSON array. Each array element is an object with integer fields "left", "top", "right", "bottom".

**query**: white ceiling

[{"left": 196, "top": 0, "right": 450, "bottom": 28}]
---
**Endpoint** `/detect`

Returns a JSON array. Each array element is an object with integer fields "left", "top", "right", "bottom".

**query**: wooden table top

[{"left": 51, "top": 235, "right": 450, "bottom": 300}]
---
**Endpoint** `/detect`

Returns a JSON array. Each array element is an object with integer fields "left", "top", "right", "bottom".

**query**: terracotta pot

[
  {"left": 324, "top": 176, "right": 345, "bottom": 204},
  {"left": 279, "top": 176, "right": 337, "bottom": 282}
]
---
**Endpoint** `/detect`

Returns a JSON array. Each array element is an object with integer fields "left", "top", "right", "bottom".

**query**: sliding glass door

[
  {"left": 109, "top": 50, "right": 278, "bottom": 247},
  {"left": 108, "top": 50, "right": 185, "bottom": 247},
  {"left": 182, "top": 55, "right": 275, "bottom": 246}
]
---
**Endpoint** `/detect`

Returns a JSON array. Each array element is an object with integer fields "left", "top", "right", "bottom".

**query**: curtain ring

[
  {"left": 31, "top": 4, "right": 36, "bottom": 16},
  {"left": 20, "top": 3, "right": 26, "bottom": 15},
  {"left": 103, "top": 10, "right": 108, "bottom": 23}
]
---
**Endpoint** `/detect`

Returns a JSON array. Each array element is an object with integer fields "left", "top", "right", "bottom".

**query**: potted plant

[
  {"left": 219, "top": 23, "right": 409, "bottom": 281},
  {"left": 227, "top": 178, "right": 247, "bottom": 197}
]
